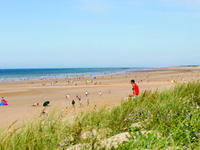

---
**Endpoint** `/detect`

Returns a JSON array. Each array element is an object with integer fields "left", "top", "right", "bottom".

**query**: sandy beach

[{"left": 0, "top": 67, "right": 200, "bottom": 128}]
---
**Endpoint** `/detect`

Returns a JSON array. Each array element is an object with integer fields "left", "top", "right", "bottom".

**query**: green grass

[{"left": 0, "top": 82, "right": 200, "bottom": 150}]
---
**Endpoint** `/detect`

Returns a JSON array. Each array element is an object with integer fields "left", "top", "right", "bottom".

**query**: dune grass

[{"left": 0, "top": 82, "right": 200, "bottom": 150}]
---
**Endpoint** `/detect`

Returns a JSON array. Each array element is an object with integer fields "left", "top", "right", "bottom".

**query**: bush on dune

[{"left": 0, "top": 82, "right": 199, "bottom": 150}]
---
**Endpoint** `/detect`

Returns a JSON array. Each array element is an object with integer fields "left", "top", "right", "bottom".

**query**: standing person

[
  {"left": 76, "top": 96, "right": 82, "bottom": 107},
  {"left": 66, "top": 94, "right": 71, "bottom": 106},
  {"left": 85, "top": 91, "right": 89, "bottom": 97},
  {"left": 72, "top": 99, "right": 75, "bottom": 108},
  {"left": 66, "top": 94, "right": 70, "bottom": 100},
  {"left": 85, "top": 91, "right": 89, "bottom": 106},
  {"left": 129, "top": 80, "right": 139, "bottom": 98}
]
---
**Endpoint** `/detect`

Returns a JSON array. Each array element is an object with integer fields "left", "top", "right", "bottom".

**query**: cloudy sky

[{"left": 0, "top": 0, "right": 200, "bottom": 68}]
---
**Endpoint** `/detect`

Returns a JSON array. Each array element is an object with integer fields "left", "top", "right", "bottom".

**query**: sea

[{"left": 0, "top": 68, "right": 149, "bottom": 82}]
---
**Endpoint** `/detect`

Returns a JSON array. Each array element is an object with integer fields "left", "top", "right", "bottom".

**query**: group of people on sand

[
  {"left": 66, "top": 79, "right": 140, "bottom": 110},
  {"left": 2, "top": 79, "right": 139, "bottom": 109},
  {"left": 33, "top": 79, "right": 139, "bottom": 110},
  {"left": 65, "top": 90, "right": 90, "bottom": 109}
]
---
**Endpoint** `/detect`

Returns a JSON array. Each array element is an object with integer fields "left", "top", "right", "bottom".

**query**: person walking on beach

[
  {"left": 129, "top": 80, "right": 139, "bottom": 97},
  {"left": 76, "top": 96, "right": 82, "bottom": 107}
]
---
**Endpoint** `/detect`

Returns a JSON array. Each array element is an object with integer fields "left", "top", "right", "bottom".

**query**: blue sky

[{"left": 0, "top": 0, "right": 200, "bottom": 68}]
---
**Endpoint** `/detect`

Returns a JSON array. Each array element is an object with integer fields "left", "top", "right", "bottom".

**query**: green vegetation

[{"left": 0, "top": 82, "right": 200, "bottom": 150}]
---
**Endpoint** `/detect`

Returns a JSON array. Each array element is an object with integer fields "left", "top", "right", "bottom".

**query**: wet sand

[{"left": 0, "top": 67, "right": 200, "bottom": 128}]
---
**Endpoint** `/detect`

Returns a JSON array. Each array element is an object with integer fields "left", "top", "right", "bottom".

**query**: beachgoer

[
  {"left": 66, "top": 94, "right": 70, "bottom": 100},
  {"left": 72, "top": 100, "right": 75, "bottom": 108},
  {"left": 32, "top": 102, "right": 39, "bottom": 107},
  {"left": 66, "top": 94, "right": 71, "bottom": 105},
  {"left": 129, "top": 80, "right": 139, "bottom": 97},
  {"left": 41, "top": 108, "right": 48, "bottom": 116},
  {"left": 79, "top": 100, "right": 82, "bottom": 106},
  {"left": 85, "top": 91, "right": 89, "bottom": 97},
  {"left": 76, "top": 96, "right": 82, "bottom": 107},
  {"left": 76, "top": 95, "right": 81, "bottom": 100}
]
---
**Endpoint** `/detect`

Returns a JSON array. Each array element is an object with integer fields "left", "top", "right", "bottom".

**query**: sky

[{"left": 0, "top": 0, "right": 200, "bottom": 68}]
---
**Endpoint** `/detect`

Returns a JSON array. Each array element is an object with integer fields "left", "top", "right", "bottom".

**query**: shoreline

[
  {"left": 0, "top": 67, "right": 154, "bottom": 83},
  {"left": 1, "top": 65, "right": 198, "bottom": 84}
]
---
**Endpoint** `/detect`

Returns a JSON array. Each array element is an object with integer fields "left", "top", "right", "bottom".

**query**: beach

[{"left": 0, "top": 67, "right": 200, "bottom": 127}]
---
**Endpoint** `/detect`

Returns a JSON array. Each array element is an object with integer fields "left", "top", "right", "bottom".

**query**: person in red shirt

[{"left": 129, "top": 80, "right": 139, "bottom": 97}]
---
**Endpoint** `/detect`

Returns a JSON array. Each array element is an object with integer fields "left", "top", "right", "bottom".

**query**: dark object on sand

[
  {"left": 43, "top": 101, "right": 50, "bottom": 107},
  {"left": 72, "top": 100, "right": 75, "bottom": 106}
]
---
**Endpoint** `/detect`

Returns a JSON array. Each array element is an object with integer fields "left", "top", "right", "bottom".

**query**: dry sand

[{"left": 0, "top": 67, "right": 200, "bottom": 128}]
